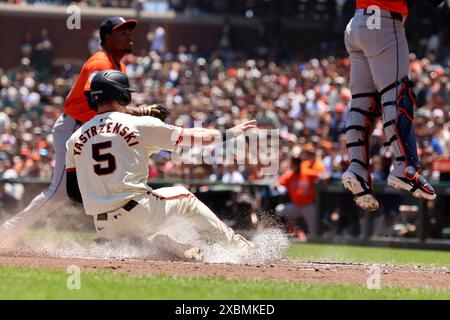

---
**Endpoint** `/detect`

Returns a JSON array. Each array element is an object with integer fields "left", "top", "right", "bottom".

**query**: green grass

[
  {"left": 287, "top": 243, "right": 450, "bottom": 267},
  {"left": 3, "top": 231, "right": 449, "bottom": 299},
  {"left": 0, "top": 266, "right": 448, "bottom": 300}
]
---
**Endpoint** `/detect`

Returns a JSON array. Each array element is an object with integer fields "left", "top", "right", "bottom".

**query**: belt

[
  {"left": 97, "top": 199, "right": 139, "bottom": 221},
  {"left": 363, "top": 8, "right": 403, "bottom": 22}
]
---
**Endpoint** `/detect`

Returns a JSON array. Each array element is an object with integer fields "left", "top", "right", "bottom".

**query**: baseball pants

[
  {"left": 93, "top": 186, "right": 253, "bottom": 250},
  {"left": 344, "top": 8, "right": 418, "bottom": 181},
  {"left": 1, "top": 114, "right": 81, "bottom": 242}
]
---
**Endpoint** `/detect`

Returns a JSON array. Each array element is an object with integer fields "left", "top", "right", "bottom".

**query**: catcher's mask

[{"left": 90, "top": 70, "right": 135, "bottom": 107}]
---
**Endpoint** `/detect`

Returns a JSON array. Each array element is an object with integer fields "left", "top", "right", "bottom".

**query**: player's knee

[
  {"left": 349, "top": 97, "right": 371, "bottom": 111},
  {"left": 380, "top": 76, "right": 415, "bottom": 119},
  {"left": 170, "top": 186, "right": 196, "bottom": 208},
  {"left": 381, "top": 77, "right": 416, "bottom": 143},
  {"left": 165, "top": 185, "right": 192, "bottom": 198},
  {"left": 346, "top": 91, "right": 381, "bottom": 130},
  {"left": 178, "top": 186, "right": 193, "bottom": 196}
]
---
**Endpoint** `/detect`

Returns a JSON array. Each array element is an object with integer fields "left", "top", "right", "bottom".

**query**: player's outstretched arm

[
  {"left": 227, "top": 120, "right": 257, "bottom": 137},
  {"left": 177, "top": 120, "right": 257, "bottom": 147},
  {"left": 126, "top": 104, "right": 170, "bottom": 121}
]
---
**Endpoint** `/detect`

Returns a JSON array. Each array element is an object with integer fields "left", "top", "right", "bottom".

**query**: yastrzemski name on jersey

[{"left": 72, "top": 120, "right": 139, "bottom": 155}]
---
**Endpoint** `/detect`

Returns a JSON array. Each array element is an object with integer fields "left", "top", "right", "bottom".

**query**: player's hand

[
  {"left": 149, "top": 104, "right": 170, "bottom": 121},
  {"left": 138, "top": 104, "right": 170, "bottom": 122},
  {"left": 228, "top": 120, "right": 257, "bottom": 138}
]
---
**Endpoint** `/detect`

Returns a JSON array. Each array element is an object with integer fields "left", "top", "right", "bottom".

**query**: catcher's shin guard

[
  {"left": 342, "top": 91, "right": 381, "bottom": 211},
  {"left": 380, "top": 77, "right": 436, "bottom": 200},
  {"left": 380, "top": 76, "right": 420, "bottom": 169}
]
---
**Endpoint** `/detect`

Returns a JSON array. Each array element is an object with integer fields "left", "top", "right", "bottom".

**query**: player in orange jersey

[{"left": 0, "top": 17, "right": 168, "bottom": 247}]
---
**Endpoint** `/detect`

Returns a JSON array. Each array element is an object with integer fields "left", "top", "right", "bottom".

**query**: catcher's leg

[
  {"left": 341, "top": 48, "right": 380, "bottom": 211},
  {"left": 379, "top": 78, "right": 435, "bottom": 200},
  {"left": 0, "top": 115, "right": 81, "bottom": 247},
  {"left": 366, "top": 19, "right": 435, "bottom": 200},
  {"left": 149, "top": 186, "right": 253, "bottom": 250}
]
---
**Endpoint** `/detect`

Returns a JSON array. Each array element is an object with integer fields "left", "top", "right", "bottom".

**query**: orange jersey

[
  {"left": 278, "top": 171, "right": 318, "bottom": 206},
  {"left": 356, "top": 0, "right": 408, "bottom": 17},
  {"left": 64, "top": 50, "right": 126, "bottom": 123},
  {"left": 301, "top": 159, "right": 326, "bottom": 177}
]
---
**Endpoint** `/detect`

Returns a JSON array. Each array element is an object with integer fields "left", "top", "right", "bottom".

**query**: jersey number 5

[{"left": 92, "top": 141, "right": 116, "bottom": 175}]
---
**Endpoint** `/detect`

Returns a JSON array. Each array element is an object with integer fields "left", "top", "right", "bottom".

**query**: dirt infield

[{"left": 1, "top": 254, "right": 449, "bottom": 290}]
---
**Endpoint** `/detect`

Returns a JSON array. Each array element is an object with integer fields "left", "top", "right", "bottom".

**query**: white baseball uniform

[{"left": 65, "top": 111, "right": 252, "bottom": 250}]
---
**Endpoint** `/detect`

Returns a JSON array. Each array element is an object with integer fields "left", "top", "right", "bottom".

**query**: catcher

[
  {"left": 65, "top": 70, "right": 255, "bottom": 260},
  {"left": 0, "top": 17, "right": 169, "bottom": 247},
  {"left": 342, "top": 0, "right": 439, "bottom": 211}
]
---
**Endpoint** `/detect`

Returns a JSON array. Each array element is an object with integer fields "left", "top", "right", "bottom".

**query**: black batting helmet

[{"left": 90, "top": 70, "right": 134, "bottom": 107}]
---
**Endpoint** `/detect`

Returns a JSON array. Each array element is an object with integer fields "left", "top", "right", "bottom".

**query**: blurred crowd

[
  {"left": 0, "top": 1, "right": 449, "bottom": 238},
  {"left": 2, "top": 42, "right": 450, "bottom": 238},
  {"left": 1, "top": 42, "right": 449, "bottom": 186}
]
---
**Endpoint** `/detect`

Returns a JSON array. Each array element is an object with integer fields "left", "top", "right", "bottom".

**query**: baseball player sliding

[
  {"left": 342, "top": 0, "right": 439, "bottom": 211},
  {"left": 0, "top": 17, "right": 168, "bottom": 247},
  {"left": 65, "top": 70, "right": 255, "bottom": 260}
]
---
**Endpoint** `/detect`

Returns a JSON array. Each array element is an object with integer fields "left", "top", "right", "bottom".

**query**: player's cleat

[
  {"left": 148, "top": 234, "right": 202, "bottom": 261},
  {"left": 235, "top": 234, "right": 255, "bottom": 251},
  {"left": 183, "top": 247, "right": 204, "bottom": 262},
  {"left": 341, "top": 170, "right": 379, "bottom": 212},
  {"left": 388, "top": 166, "right": 436, "bottom": 200}
]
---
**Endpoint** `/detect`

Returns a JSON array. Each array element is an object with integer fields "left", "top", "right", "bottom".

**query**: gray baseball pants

[{"left": 344, "top": 8, "right": 418, "bottom": 185}]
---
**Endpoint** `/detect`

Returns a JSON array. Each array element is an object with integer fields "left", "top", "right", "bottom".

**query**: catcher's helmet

[{"left": 90, "top": 70, "right": 134, "bottom": 106}]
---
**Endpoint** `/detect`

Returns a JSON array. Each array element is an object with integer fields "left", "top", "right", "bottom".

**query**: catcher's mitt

[{"left": 139, "top": 104, "right": 170, "bottom": 122}]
